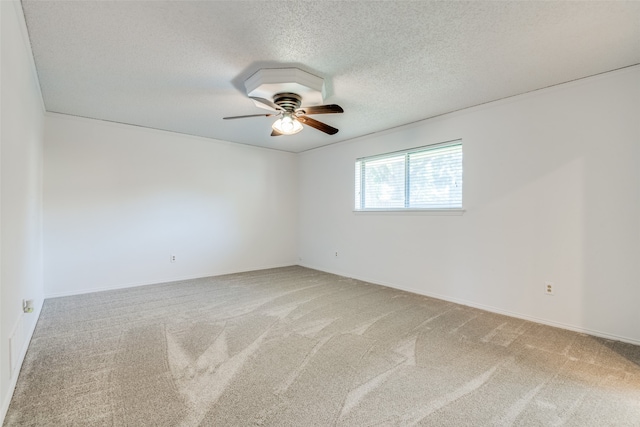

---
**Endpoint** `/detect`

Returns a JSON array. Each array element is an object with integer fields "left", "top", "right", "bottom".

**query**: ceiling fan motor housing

[{"left": 274, "top": 93, "right": 302, "bottom": 112}]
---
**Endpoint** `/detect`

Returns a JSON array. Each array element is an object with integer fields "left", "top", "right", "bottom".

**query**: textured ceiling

[{"left": 20, "top": 1, "right": 640, "bottom": 153}]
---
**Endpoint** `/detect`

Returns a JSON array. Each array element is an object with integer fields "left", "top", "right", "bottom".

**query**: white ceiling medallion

[{"left": 244, "top": 68, "right": 326, "bottom": 111}]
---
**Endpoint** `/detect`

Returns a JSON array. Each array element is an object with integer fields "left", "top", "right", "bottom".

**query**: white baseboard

[
  {"left": 298, "top": 263, "right": 640, "bottom": 347},
  {"left": 1, "top": 298, "right": 44, "bottom": 424},
  {"left": 45, "top": 273, "right": 214, "bottom": 298},
  {"left": 44, "top": 262, "right": 298, "bottom": 299}
]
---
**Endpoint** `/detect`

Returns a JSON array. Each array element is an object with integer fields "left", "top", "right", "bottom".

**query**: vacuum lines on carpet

[{"left": 4, "top": 266, "right": 640, "bottom": 425}]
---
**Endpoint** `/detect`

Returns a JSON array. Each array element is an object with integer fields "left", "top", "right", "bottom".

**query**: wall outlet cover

[{"left": 545, "top": 281, "right": 554, "bottom": 296}]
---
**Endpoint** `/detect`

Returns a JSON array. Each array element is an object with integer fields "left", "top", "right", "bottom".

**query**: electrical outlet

[
  {"left": 170, "top": 254, "right": 176, "bottom": 263},
  {"left": 545, "top": 281, "right": 554, "bottom": 296},
  {"left": 335, "top": 251, "right": 338, "bottom": 258},
  {"left": 22, "top": 299, "right": 34, "bottom": 313}
]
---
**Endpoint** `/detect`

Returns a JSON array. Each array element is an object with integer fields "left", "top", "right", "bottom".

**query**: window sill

[{"left": 353, "top": 208, "right": 465, "bottom": 216}]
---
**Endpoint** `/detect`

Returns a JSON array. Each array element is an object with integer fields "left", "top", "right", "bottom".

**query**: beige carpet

[{"left": 4, "top": 266, "right": 640, "bottom": 426}]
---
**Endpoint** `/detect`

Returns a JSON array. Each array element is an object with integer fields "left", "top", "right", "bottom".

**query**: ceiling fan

[{"left": 223, "top": 93, "right": 344, "bottom": 136}]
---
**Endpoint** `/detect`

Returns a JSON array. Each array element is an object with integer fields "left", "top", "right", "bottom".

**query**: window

[{"left": 355, "top": 141, "right": 462, "bottom": 211}]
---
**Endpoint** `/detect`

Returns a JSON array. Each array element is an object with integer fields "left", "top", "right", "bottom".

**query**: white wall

[
  {"left": 298, "top": 67, "right": 640, "bottom": 344},
  {"left": 0, "top": 0, "right": 45, "bottom": 417},
  {"left": 43, "top": 114, "right": 298, "bottom": 296}
]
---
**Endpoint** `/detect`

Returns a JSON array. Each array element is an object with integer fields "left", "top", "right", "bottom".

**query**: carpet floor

[{"left": 4, "top": 266, "right": 640, "bottom": 426}]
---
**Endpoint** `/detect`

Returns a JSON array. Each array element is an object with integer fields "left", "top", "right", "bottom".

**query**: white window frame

[{"left": 354, "top": 140, "right": 464, "bottom": 215}]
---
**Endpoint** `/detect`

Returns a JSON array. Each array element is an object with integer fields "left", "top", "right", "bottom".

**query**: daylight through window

[{"left": 355, "top": 141, "right": 462, "bottom": 210}]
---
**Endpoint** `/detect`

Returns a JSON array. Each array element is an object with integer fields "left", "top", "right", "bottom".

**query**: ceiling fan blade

[
  {"left": 296, "top": 104, "right": 344, "bottom": 115},
  {"left": 223, "top": 113, "right": 276, "bottom": 120},
  {"left": 250, "top": 97, "right": 283, "bottom": 111},
  {"left": 297, "top": 116, "right": 339, "bottom": 135},
  {"left": 271, "top": 129, "right": 283, "bottom": 137}
]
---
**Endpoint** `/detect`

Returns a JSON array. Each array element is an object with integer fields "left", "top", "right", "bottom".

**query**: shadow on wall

[
  {"left": 465, "top": 72, "right": 639, "bottom": 345},
  {"left": 579, "top": 84, "right": 639, "bottom": 348}
]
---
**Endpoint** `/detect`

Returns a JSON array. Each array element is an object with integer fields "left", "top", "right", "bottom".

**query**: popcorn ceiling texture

[
  {"left": 20, "top": 1, "right": 640, "bottom": 152},
  {"left": 4, "top": 267, "right": 640, "bottom": 425}
]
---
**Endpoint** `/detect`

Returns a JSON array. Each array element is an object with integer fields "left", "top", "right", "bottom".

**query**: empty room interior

[{"left": 2, "top": 1, "right": 640, "bottom": 425}]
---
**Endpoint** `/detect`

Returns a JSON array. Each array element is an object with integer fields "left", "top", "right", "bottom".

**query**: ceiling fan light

[{"left": 272, "top": 115, "right": 302, "bottom": 135}]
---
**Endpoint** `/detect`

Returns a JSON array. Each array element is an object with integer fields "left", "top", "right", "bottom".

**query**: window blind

[{"left": 355, "top": 141, "right": 462, "bottom": 210}]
